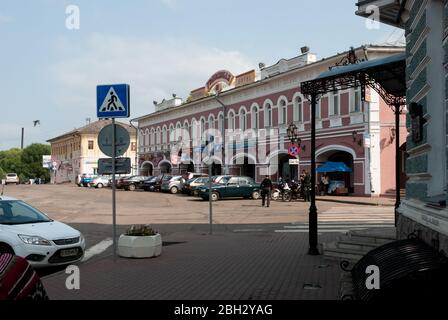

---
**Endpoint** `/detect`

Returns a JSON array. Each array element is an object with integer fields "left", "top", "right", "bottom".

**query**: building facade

[
  {"left": 47, "top": 119, "right": 137, "bottom": 183},
  {"left": 136, "top": 45, "right": 406, "bottom": 196},
  {"left": 357, "top": 0, "right": 448, "bottom": 251}
]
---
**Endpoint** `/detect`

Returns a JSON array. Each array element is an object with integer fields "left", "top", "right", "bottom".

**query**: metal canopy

[
  {"left": 299, "top": 49, "right": 406, "bottom": 255},
  {"left": 301, "top": 53, "right": 406, "bottom": 106}
]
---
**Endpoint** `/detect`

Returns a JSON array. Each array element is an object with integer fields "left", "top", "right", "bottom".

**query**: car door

[
  {"left": 224, "top": 177, "right": 239, "bottom": 198},
  {"left": 238, "top": 177, "right": 252, "bottom": 197}
]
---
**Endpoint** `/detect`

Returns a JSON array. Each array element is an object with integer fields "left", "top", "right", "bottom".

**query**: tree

[
  {"left": 0, "top": 144, "right": 51, "bottom": 182},
  {"left": 21, "top": 144, "right": 51, "bottom": 181}
]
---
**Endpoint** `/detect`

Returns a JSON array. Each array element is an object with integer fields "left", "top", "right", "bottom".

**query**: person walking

[
  {"left": 260, "top": 175, "right": 273, "bottom": 207},
  {"left": 303, "top": 171, "right": 311, "bottom": 202}
]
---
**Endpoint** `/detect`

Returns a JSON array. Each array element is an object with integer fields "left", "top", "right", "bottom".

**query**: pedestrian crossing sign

[{"left": 97, "top": 84, "right": 130, "bottom": 118}]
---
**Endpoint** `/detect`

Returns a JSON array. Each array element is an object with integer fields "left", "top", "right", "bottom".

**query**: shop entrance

[
  {"left": 141, "top": 162, "right": 153, "bottom": 176},
  {"left": 317, "top": 150, "right": 354, "bottom": 193}
]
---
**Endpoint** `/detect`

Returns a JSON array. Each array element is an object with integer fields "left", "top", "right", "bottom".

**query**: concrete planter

[{"left": 118, "top": 233, "right": 162, "bottom": 258}]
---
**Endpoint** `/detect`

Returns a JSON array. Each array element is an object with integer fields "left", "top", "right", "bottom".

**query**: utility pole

[{"left": 21, "top": 128, "right": 24, "bottom": 149}]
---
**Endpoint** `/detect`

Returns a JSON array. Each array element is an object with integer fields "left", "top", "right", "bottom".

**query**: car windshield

[
  {"left": 7, "top": 174, "right": 16, "bottom": 177},
  {"left": 0, "top": 200, "right": 52, "bottom": 225}
]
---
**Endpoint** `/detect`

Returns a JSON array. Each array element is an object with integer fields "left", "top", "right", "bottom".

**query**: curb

[{"left": 316, "top": 198, "right": 395, "bottom": 207}]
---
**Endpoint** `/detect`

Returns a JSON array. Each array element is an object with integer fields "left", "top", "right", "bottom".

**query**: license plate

[{"left": 60, "top": 248, "right": 79, "bottom": 257}]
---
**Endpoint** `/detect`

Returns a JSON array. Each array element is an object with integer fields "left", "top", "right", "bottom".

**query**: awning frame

[{"left": 299, "top": 48, "right": 406, "bottom": 256}]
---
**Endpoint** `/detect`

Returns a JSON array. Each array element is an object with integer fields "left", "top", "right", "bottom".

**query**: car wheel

[
  {"left": 97, "top": 183, "right": 103, "bottom": 189},
  {"left": 211, "top": 192, "right": 219, "bottom": 201},
  {"left": 251, "top": 191, "right": 261, "bottom": 200},
  {"left": 128, "top": 184, "right": 136, "bottom": 191},
  {"left": 0, "top": 243, "right": 14, "bottom": 255},
  {"left": 170, "top": 186, "right": 178, "bottom": 194}
]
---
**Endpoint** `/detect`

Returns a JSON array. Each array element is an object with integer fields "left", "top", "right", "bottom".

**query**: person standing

[
  {"left": 260, "top": 175, "right": 273, "bottom": 207},
  {"left": 321, "top": 173, "right": 329, "bottom": 195}
]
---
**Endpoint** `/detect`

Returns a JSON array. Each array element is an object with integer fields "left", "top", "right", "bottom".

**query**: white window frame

[
  {"left": 351, "top": 88, "right": 362, "bottom": 113},
  {"left": 251, "top": 105, "right": 259, "bottom": 129},
  {"left": 228, "top": 111, "right": 235, "bottom": 130},
  {"left": 293, "top": 95, "right": 303, "bottom": 122},
  {"left": 264, "top": 103, "right": 272, "bottom": 127},
  {"left": 278, "top": 99, "right": 288, "bottom": 125},
  {"left": 330, "top": 92, "right": 340, "bottom": 116},
  {"left": 239, "top": 109, "right": 247, "bottom": 131}
]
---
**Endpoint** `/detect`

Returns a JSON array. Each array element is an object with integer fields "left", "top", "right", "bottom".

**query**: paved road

[{"left": 4, "top": 184, "right": 394, "bottom": 277}]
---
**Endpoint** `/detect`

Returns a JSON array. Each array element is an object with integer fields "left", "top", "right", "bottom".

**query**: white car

[
  {"left": 90, "top": 176, "right": 110, "bottom": 188},
  {"left": 5, "top": 173, "right": 19, "bottom": 185},
  {"left": 0, "top": 196, "right": 86, "bottom": 267}
]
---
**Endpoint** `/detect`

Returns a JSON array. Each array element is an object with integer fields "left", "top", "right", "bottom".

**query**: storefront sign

[{"left": 289, "top": 159, "right": 300, "bottom": 165}]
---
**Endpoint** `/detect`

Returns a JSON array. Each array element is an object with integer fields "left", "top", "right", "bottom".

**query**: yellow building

[{"left": 47, "top": 119, "right": 137, "bottom": 183}]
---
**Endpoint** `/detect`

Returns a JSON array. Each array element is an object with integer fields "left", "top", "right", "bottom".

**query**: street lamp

[{"left": 287, "top": 123, "right": 301, "bottom": 146}]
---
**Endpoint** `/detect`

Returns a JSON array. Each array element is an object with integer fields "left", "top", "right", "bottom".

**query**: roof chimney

[{"left": 301, "top": 46, "right": 310, "bottom": 54}]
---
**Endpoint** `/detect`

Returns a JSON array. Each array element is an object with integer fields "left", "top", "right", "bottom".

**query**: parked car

[
  {"left": 182, "top": 172, "right": 208, "bottom": 181},
  {"left": 198, "top": 176, "right": 261, "bottom": 201},
  {"left": 161, "top": 176, "right": 186, "bottom": 194},
  {"left": 80, "top": 174, "right": 97, "bottom": 187},
  {"left": 90, "top": 176, "right": 110, "bottom": 188},
  {"left": 0, "top": 196, "right": 86, "bottom": 267},
  {"left": 115, "top": 175, "right": 133, "bottom": 189},
  {"left": 4, "top": 173, "right": 19, "bottom": 185},
  {"left": 143, "top": 175, "right": 162, "bottom": 192},
  {"left": 183, "top": 177, "right": 210, "bottom": 196},
  {"left": 123, "top": 176, "right": 151, "bottom": 191}
]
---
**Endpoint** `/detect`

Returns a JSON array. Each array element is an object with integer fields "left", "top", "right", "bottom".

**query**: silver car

[
  {"left": 161, "top": 176, "right": 186, "bottom": 194},
  {"left": 90, "top": 176, "right": 110, "bottom": 188}
]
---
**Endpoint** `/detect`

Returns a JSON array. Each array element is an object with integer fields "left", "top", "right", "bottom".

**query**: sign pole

[
  {"left": 209, "top": 163, "right": 213, "bottom": 235},
  {"left": 112, "top": 118, "right": 117, "bottom": 257}
]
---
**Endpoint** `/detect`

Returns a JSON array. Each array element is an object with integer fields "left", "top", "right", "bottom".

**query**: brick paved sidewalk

[{"left": 42, "top": 230, "right": 342, "bottom": 300}]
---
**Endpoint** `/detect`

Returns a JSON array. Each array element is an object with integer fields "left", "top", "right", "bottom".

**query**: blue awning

[{"left": 316, "top": 162, "right": 352, "bottom": 173}]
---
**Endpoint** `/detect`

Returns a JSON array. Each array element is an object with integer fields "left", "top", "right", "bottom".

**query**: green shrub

[{"left": 125, "top": 225, "right": 157, "bottom": 236}]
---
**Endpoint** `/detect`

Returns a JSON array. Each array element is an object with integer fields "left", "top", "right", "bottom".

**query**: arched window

[
  {"left": 293, "top": 95, "right": 303, "bottom": 122},
  {"left": 200, "top": 118, "right": 206, "bottom": 133},
  {"left": 240, "top": 109, "right": 247, "bottom": 131},
  {"left": 278, "top": 99, "right": 288, "bottom": 125},
  {"left": 150, "top": 129, "right": 155, "bottom": 146},
  {"left": 218, "top": 113, "right": 224, "bottom": 134},
  {"left": 156, "top": 128, "right": 161, "bottom": 145},
  {"left": 264, "top": 102, "right": 272, "bottom": 127},
  {"left": 228, "top": 111, "right": 235, "bottom": 130},
  {"left": 208, "top": 115, "right": 215, "bottom": 130},
  {"left": 169, "top": 124, "right": 174, "bottom": 143},
  {"left": 162, "top": 126, "right": 167, "bottom": 144},
  {"left": 251, "top": 105, "right": 259, "bottom": 129}
]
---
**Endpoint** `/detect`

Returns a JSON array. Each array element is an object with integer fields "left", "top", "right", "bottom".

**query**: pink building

[{"left": 135, "top": 45, "right": 406, "bottom": 196}]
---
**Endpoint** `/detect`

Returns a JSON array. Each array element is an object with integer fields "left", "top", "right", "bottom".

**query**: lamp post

[{"left": 286, "top": 123, "right": 301, "bottom": 146}]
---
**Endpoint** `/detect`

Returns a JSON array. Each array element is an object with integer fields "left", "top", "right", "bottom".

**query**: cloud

[
  {"left": 160, "top": 0, "right": 179, "bottom": 10},
  {"left": 48, "top": 33, "right": 255, "bottom": 119},
  {"left": 0, "top": 14, "right": 13, "bottom": 24}
]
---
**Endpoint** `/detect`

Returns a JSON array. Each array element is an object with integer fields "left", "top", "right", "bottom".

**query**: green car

[{"left": 199, "top": 176, "right": 261, "bottom": 201}]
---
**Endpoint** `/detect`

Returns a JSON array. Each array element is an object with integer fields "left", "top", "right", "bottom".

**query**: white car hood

[{"left": 1, "top": 221, "right": 80, "bottom": 240}]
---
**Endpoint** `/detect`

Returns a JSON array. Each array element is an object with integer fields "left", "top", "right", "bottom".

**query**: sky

[{"left": 0, "top": 0, "right": 404, "bottom": 151}]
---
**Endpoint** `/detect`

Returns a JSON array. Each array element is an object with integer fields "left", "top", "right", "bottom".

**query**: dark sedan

[
  {"left": 198, "top": 176, "right": 261, "bottom": 201},
  {"left": 143, "top": 175, "right": 172, "bottom": 192},
  {"left": 123, "top": 176, "right": 151, "bottom": 191}
]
